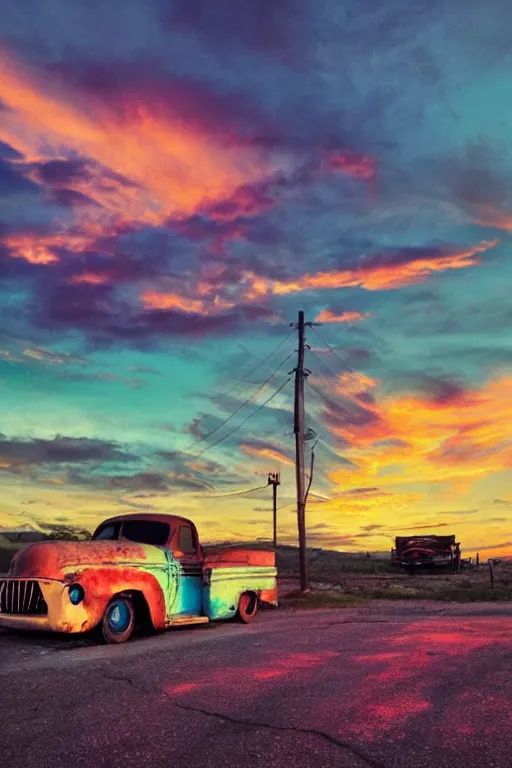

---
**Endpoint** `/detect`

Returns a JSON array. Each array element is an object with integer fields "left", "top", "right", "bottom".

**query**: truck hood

[{"left": 8, "top": 540, "right": 166, "bottom": 579}]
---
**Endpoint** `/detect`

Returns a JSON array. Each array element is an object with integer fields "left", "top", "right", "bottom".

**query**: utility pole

[
  {"left": 267, "top": 472, "right": 281, "bottom": 547},
  {"left": 292, "top": 310, "right": 310, "bottom": 593}
]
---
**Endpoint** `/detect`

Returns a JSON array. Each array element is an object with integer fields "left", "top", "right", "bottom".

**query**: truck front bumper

[{"left": 0, "top": 578, "right": 96, "bottom": 634}]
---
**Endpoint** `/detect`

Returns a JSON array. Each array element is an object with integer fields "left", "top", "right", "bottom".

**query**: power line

[
  {"left": 212, "top": 328, "right": 295, "bottom": 406},
  {"left": 276, "top": 495, "right": 327, "bottom": 511},
  {"left": 194, "top": 376, "right": 292, "bottom": 458},
  {"left": 276, "top": 500, "right": 298, "bottom": 511},
  {"left": 202, "top": 484, "right": 269, "bottom": 499},
  {"left": 307, "top": 349, "right": 343, "bottom": 392},
  {"left": 305, "top": 351, "right": 355, "bottom": 452},
  {"left": 186, "top": 351, "right": 294, "bottom": 452},
  {"left": 307, "top": 347, "right": 365, "bottom": 406},
  {"left": 310, "top": 326, "right": 356, "bottom": 373}
]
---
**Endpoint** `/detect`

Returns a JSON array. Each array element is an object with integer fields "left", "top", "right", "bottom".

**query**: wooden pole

[{"left": 294, "top": 310, "right": 309, "bottom": 593}]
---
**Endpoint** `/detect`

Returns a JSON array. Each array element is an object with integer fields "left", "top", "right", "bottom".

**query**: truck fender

[{"left": 66, "top": 566, "right": 167, "bottom": 631}]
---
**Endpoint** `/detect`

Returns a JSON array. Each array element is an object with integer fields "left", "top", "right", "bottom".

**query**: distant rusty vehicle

[
  {"left": 0, "top": 514, "right": 278, "bottom": 644},
  {"left": 391, "top": 534, "right": 462, "bottom": 573}
]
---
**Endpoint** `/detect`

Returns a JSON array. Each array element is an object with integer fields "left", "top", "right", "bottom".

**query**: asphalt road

[{"left": 1, "top": 601, "right": 512, "bottom": 768}]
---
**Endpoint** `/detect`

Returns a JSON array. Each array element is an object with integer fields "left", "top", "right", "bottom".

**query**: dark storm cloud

[
  {"left": 0, "top": 157, "right": 40, "bottom": 197},
  {"left": 342, "top": 487, "right": 381, "bottom": 496},
  {"left": 0, "top": 435, "right": 136, "bottom": 466},
  {"left": 440, "top": 142, "right": 511, "bottom": 210},
  {"left": 320, "top": 392, "right": 381, "bottom": 432},
  {"left": 105, "top": 472, "right": 171, "bottom": 492},
  {"left": 63, "top": 468, "right": 212, "bottom": 493},
  {"left": 360, "top": 524, "right": 384, "bottom": 532},
  {"left": 398, "top": 374, "right": 470, "bottom": 406},
  {"left": 156, "top": 449, "right": 240, "bottom": 487},
  {"left": 0, "top": 141, "right": 24, "bottom": 160},
  {"left": 33, "top": 158, "right": 90, "bottom": 186},
  {"left": 168, "top": 0, "right": 302, "bottom": 61},
  {"left": 27, "top": 279, "right": 245, "bottom": 346},
  {"left": 48, "top": 188, "right": 101, "bottom": 208},
  {"left": 30, "top": 157, "right": 139, "bottom": 191},
  {"left": 109, "top": 470, "right": 214, "bottom": 492}
]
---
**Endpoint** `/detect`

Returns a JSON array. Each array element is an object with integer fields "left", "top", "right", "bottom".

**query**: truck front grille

[{"left": 0, "top": 580, "right": 48, "bottom": 615}]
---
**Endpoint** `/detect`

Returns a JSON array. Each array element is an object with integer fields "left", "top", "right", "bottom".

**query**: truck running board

[{"left": 166, "top": 615, "right": 210, "bottom": 627}]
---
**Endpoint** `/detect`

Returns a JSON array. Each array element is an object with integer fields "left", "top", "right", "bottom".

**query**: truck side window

[
  {"left": 92, "top": 523, "right": 121, "bottom": 540},
  {"left": 177, "top": 524, "right": 196, "bottom": 555}
]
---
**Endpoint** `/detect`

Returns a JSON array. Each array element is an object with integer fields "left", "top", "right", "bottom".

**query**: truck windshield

[
  {"left": 121, "top": 521, "right": 170, "bottom": 546},
  {"left": 92, "top": 520, "right": 170, "bottom": 546}
]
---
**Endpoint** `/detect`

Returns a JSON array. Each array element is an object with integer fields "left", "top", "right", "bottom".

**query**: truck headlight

[{"left": 68, "top": 584, "right": 85, "bottom": 605}]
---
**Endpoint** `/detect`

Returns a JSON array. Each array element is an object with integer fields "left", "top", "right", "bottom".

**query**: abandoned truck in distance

[
  {"left": 0, "top": 513, "right": 278, "bottom": 643},
  {"left": 391, "top": 534, "right": 462, "bottom": 573}
]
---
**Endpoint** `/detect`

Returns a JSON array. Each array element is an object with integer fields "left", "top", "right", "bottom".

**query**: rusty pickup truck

[
  {"left": 0, "top": 513, "right": 278, "bottom": 643},
  {"left": 391, "top": 534, "right": 461, "bottom": 573}
]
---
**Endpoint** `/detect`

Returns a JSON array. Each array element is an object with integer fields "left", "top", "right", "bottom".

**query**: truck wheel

[
  {"left": 237, "top": 592, "right": 259, "bottom": 624},
  {"left": 102, "top": 597, "right": 135, "bottom": 644}
]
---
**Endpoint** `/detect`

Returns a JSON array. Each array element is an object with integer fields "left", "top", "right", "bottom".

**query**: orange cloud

[
  {"left": 4, "top": 235, "right": 58, "bottom": 264},
  {"left": 271, "top": 240, "right": 498, "bottom": 294},
  {"left": 240, "top": 442, "right": 295, "bottom": 466},
  {"left": 4, "top": 232, "right": 97, "bottom": 264},
  {"left": 327, "top": 373, "right": 512, "bottom": 494},
  {"left": 0, "top": 50, "right": 273, "bottom": 226},
  {"left": 238, "top": 240, "right": 498, "bottom": 301},
  {"left": 71, "top": 273, "right": 109, "bottom": 285},
  {"left": 140, "top": 290, "right": 235, "bottom": 315},
  {"left": 315, "top": 309, "right": 371, "bottom": 323},
  {"left": 336, "top": 371, "right": 378, "bottom": 397}
]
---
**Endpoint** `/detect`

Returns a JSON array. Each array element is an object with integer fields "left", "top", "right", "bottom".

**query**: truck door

[{"left": 169, "top": 522, "right": 203, "bottom": 616}]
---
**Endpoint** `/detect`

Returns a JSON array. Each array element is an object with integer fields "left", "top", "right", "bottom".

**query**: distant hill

[{"left": 0, "top": 531, "right": 51, "bottom": 573}]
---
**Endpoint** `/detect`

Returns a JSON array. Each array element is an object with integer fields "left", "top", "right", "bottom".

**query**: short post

[{"left": 267, "top": 472, "right": 281, "bottom": 548}]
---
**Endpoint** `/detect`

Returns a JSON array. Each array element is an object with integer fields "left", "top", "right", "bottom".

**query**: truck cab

[{"left": 0, "top": 513, "right": 278, "bottom": 644}]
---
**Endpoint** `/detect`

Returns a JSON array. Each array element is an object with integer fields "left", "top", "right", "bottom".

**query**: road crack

[
  {"left": 172, "top": 700, "right": 386, "bottom": 768},
  {"left": 102, "top": 672, "right": 138, "bottom": 687}
]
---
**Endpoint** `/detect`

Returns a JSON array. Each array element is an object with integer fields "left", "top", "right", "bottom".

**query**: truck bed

[{"left": 202, "top": 546, "right": 275, "bottom": 568}]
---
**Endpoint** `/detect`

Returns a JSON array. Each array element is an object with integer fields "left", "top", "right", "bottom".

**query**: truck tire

[
  {"left": 236, "top": 592, "right": 259, "bottom": 624},
  {"left": 101, "top": 597, "right": 135, "bottom": 644}
]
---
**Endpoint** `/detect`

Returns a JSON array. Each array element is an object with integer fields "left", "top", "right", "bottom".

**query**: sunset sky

[{"left": 1, "top": 1, "right": 511, "bottom": 556}]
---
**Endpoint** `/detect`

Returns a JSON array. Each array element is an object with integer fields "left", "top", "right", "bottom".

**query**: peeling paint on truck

[{"left": 0, "top": 513, "right": 278, "bottom": 643}]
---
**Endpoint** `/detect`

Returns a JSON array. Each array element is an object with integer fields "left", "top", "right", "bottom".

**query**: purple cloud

[{"left": 0, "top": 435, "right": 136, "bottom": 466}]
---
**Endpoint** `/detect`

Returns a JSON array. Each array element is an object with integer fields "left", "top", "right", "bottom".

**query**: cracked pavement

[{"left": 1, "top": 602, "right": 512, "bottom": 768}]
